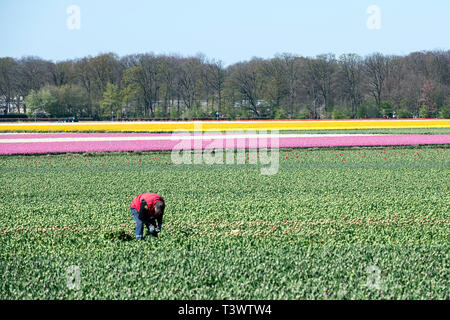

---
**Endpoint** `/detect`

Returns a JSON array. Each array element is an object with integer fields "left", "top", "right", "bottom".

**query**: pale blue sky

[{"left": 0, "top": 0, "right": 449, "bottom": 65}]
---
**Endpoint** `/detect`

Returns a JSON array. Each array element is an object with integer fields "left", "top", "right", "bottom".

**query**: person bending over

[{"left": 130, "top": 193, "right": 165, "bottom": 240}]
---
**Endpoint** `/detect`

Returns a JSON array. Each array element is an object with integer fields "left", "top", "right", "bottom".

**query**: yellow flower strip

[{"left": 0, "top": 119, "right": 449, "bottom": 132}]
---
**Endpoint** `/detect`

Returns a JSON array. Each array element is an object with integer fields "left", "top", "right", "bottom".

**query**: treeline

[{"left": 0, "top": 51, "right": 449, "bottom": 120}]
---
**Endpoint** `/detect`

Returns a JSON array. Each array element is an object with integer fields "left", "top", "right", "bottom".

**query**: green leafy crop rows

[{"left": 0, "top": 146, "right": 448, "bottom": 299}]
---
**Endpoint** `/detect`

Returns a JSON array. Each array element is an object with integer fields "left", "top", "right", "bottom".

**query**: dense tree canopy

[{"left": 1, "top": 50, "right": 449, "bottom": 119}]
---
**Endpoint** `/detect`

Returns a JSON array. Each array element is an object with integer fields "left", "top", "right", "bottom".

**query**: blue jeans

[{"left": 130, "top": 206, "right": 156, "bottom": 240}]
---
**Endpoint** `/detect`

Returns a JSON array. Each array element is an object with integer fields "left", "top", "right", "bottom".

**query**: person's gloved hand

[{"left": 147, "top": 225, "right": 158, "bottom": 238}]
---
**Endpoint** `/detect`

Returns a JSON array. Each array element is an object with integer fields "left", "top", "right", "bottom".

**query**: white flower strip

[{"left": 0, "top": 133, "right": 380, "bottom": 144}]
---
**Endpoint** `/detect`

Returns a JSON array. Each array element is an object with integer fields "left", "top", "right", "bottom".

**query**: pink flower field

[{"left": 0, "top": 133, "right": 449, "bottom": 155}]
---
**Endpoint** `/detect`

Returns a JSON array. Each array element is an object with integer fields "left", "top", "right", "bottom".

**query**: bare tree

[
  {"left": 159, "top": 56, "right": 177, "bottom": 117},
  {"left": 229, "top": 58, "right": 266, "bottom": 117},
  {"left": 0, "top": 58, "right": 19, "bottom": 114},
  {"left": 123, "top": 54, "right": 162, "bottom": 117},
  {"left": 73, "top": 57, "right": 95, "bottom": 116},
  {"left": 177, "top": 57, "right": 202, "bottom": 112},
  {"left": 305, "top": 54, "right": 336, "bottom": 115},
  {"left": 261, "top": 57, "right": 288, "bottom": 117},
  {"left": 418, "top": 79, "right": 437, "bottom": 116},
  {"left": 89, "top": 53, "right": 123, "bottom": 95},
  {"left": 17, "top": 56, "right": 54, "bottom": 113},
  {"left": 275, "top": 53, "right": 303, "bottom": 118},
  {"left": 51, "top": 60, "right": 75, "bottom": 87},
  {"left": 204, "top": 59, "right": 226, "bottom": 114},
  {"left": 338, "top": 53, "right": 363, "bottom": 117},
  {"left": 364, "top": 53, "right": 392, "bottom": 110}
]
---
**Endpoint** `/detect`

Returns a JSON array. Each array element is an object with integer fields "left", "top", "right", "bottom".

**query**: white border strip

[{"left": 0, "top": 134, "right": 381, "bottom": 143}]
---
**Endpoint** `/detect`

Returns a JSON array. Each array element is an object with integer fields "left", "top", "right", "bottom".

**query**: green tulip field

[{"left": 0, "top": 146, "right": 448, "bottom": 299}]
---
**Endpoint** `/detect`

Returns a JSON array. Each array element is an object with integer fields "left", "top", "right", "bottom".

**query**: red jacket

[{"left": 130, "top": 193, "right": 164, "bottom": 215}]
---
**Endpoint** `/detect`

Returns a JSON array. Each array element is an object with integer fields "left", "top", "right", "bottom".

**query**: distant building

[{"left": 0, "top": 95, "right": 25, "bottom": 114}]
